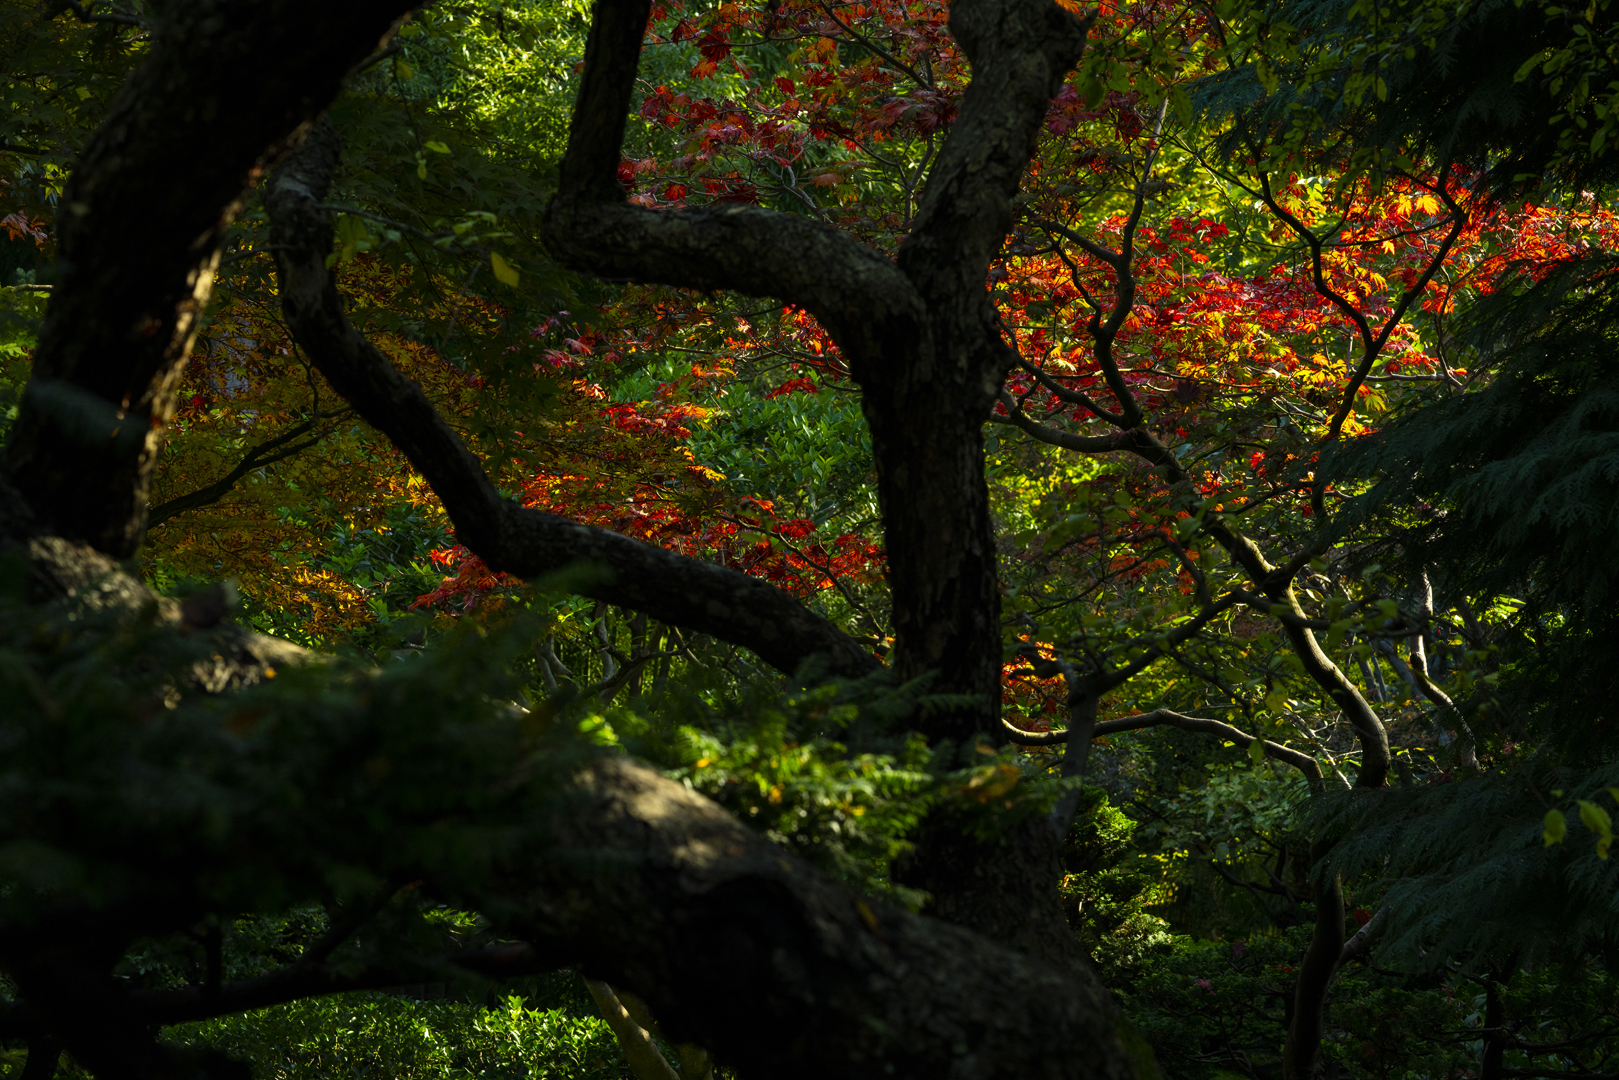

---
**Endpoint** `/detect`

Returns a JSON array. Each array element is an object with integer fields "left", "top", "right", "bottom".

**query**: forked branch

[
  {"left": 544, "top": 0, "right": 926, "bottom": 366},
  {"left": 146, "top": 409, "right": 353, "bottom": 529}
]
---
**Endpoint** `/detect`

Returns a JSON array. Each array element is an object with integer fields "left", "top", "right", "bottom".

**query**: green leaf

[
  {"left": 1168, "top": 85, "right": 1193, "bottom": 127},
  {"left": 1578, "top": 798, "right": 1613, "bottom": 839},
  {"left": 1325, "top": 619, "right": 1350, "bottom": 650},
  {"left": 1248, "top": 739, "right": 1266, "bottom": 765},
  {"left": 424, "top": 140, "right": 451, "bottom": 154},
  {"left": 490, "top": 252, "right": 520, "bottom": 287},
  {"left": 1545, "top": 808, "right": 1568, "bottom": 846}
]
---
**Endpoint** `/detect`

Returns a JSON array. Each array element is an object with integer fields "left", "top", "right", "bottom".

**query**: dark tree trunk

[
  {"left": 542, "top": 0, "right": 1090, "bottom": 739},
  {"left": 0, "top": 0, "right": 1174, "bottom": 1073},
  {"left": 893, "top": 812, "right": 1084, "bottom": 962},
  {"left": 1281, "top": 847, "right": 1345, "bottom": 1080},
  {"left": 1479, "top": 963, "right": 1515, "bottom": 1080},
  {"left": 19, "top": 1035, "right": 60, "bottom": 1080},
  {"left": 0, "top": 0, "right": 413, "bottom": 557}
]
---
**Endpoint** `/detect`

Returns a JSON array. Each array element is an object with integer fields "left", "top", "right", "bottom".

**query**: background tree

[{"left": 6, "top": 0, "right": 1619, "bottom": 1078}]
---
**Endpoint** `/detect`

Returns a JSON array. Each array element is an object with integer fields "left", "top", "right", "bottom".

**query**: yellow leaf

[
  {"left": 490, "top": 252, "right": 520, "bottom": 287},
  {"left": 964, "top": 763, "right": 1020, "bottom": 802},
  {"left": 1545, "top": 807, "right": 1567, "bottom": 846},
  {"left": 1578, "top": 798, "right": 1613, "bottom": 839}
]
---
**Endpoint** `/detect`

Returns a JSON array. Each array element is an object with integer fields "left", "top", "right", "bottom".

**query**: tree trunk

[
  {"left": 1479, "top": 963, "right": 1515, "bottom": 1080},
  {"left": 1281, "top": 846, "right": 1345, "bottom": 1080},
  {"left": 498, "top": 756, "right": 1151, "bottom": 1080},
  {"left": 542, "top": 0, "right": 1090, "bottom": 739},
  {"left": 0, "top": 0, "right": 414, "bottom": 558}
]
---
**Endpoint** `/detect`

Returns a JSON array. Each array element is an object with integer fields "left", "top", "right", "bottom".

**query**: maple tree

[{"left": 6, "top": 0, "right": 1619, "bottom": 1079}]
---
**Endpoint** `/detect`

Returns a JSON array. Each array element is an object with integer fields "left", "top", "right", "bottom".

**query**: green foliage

[
  {"left": 1123, "top": 929, "right": 1308, "bottom": 1080},
  {"left": 1328, "top": 253, "right": 1619, "bottom": 754},
  {"left": 1198, "top": 0, "right": 1615, "bottom": 195},
  {"left": 0, "top": 284, "right": 42, "bottom": 443},
  {"left": 0, "top": 570, "right": 589, "bottom": 930},
  {"left": 1061, "top": 789, "right": 1177, "bottom": 985},
  {"left": 1122, "top": 927, "right": 1619, "bottom": 1080},
  {"left": 1334, "top": 256, "right": 1619, "bottom": 611},
  {"left": 594, "top": 669, "right": 950, "bottom": 906},
  {"left": 163, "top": 992, "right": 625, "bottom": 1080},
  {"left": 1310, "top": 764, "right": 1619, "bottom": 972},
  {"left": 1325, "top": 981, "right": 1472, "bottom": 1080},
  {"left": 1134, "top": 760, "right": 1318, "bottom": 938},
  {"left": 679, "top": 378, "right": 878, "bottom": 533}
]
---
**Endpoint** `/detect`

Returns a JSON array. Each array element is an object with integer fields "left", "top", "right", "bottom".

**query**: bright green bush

[{"left": 164, "top": 993, "right": 627, "bottom": 1080}]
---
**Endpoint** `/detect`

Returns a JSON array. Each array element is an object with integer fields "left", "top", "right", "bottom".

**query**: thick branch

[
  {"left": 1282, "top": 846, "right": 1344, "bottom": 1080},
  {"left": 150, "top": 943, "right": 555, "bottom": 1029},
  {"left": 0, "top": 941, "right": 561, "bottom": 1040},
  {"left": 495, "top": 756, "right": 1151, "bottom": 1080},
  {"left": 897, "top": 0, "right": 1092, "bottom": 303},
  {"left": 992, "top": 391, "right": 1131, "bottom": 452},
  {"left": 1004, "top": 709, "right": 1322, "bottom": 781},
  {"left": 267, "top": 122, "right": 877, "bottom": 680},
  {"left": 2, "top": 0, "right": 416, "bottom": 557},
  {"left": 1103, "top": 710, "right": 1320, "bottom": 780},
  {"left": 585, "top": 980, "right": 682, "bottom": 1080},
  {"left": 1410, "top": 571, "right": 1478, "bottom": 768},
  {"left": 1338, "top": 910, "right": 1380, "bottom": 967},
  {"left": 997, "top": 705, "right": 1327, "bottom": 780},
  {"left": 544, "top": 0, "right": 925, "bottom": 367}
]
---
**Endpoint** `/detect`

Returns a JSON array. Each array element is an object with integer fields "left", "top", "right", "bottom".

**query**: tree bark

[
  {"left": 543, "top": 0, "right": 1090, "bottom": 740},
  {"left": 495, "top": 756, "right": 1153, "bottom": 1080},
  {"left": 0, "top": 0, "right": 415, "bottom": 558},
  {"left": 1280, "top": 846, "right": 1345, "bottom": 1080}
]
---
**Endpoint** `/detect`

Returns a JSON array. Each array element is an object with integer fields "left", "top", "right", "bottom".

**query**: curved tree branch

[
  {"left": 992, "top": 391, "right": 1132, "bottom": 452},
  {"left": 543, "top": 0, "right": 927, "bottom": 367},
  {"left": 267, "top": 121, "right": 878, "bottom": 680},
  {"left": 1005, "top": 707, "right": 1324, "bottom": 781}
]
